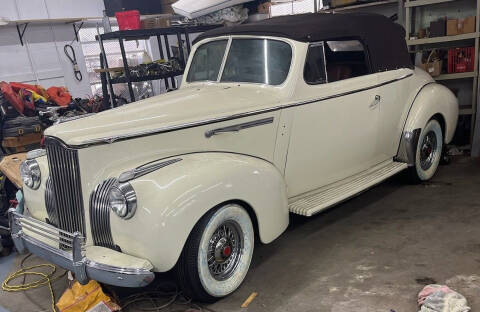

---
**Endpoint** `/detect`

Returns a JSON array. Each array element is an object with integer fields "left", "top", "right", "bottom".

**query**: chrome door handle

[{"left": 369, "top": 95, "right": 381, "bottom": 109}]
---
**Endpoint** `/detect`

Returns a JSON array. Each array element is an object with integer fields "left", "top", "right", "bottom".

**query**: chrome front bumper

[{"left": 8, "top": 209, "right": 155, "bottom": 287}]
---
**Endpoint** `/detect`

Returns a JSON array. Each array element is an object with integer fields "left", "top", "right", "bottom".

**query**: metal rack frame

[
  {"left": 96, "top": 25, "right": 221, "bottom": 106},
  {"left": 405, "top": 0, "right": 480, "bottom": 144}
]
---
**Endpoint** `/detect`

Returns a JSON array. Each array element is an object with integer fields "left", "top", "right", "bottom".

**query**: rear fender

[{"left": 397, "top": 83, "right": 458, "bottom": 165}]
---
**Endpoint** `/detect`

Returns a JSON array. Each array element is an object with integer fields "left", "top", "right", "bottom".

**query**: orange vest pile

[{"left": 0, "top": 81, "right": 72, "bottom": 115}]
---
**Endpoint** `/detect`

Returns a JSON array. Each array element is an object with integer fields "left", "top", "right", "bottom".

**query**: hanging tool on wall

[{"left": 64, "top": 44, "right": 83, "bottom": 81}]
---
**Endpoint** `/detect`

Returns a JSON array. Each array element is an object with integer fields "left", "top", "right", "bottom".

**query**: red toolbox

[
  {"left": 448, "top": 47, "right": 475, "bottom": 73},
  {"left": 115, "top": 10, "right": 140, "bottom": 31}
]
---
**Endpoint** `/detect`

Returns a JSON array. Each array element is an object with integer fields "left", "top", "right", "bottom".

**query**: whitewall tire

[
  {"left": 176, "top": 203, "right": 254, "bottom": 302},
  {"left": 411, "top": 119, "right": 443, "bottom": 181}
]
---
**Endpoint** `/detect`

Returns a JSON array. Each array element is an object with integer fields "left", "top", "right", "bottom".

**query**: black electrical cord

[
  {"left": 64, "top": 44, "right": 83, "bottom": 82},
  {"left": 114, "top": 281, "right": 217, "bottom": 312}
]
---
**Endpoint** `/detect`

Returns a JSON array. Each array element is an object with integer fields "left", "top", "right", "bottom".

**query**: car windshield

[{"left": 186, "top": 38, "right": 292, "bottom": 86}]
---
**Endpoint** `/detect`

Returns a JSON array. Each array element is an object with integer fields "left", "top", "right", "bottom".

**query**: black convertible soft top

[{"left": 194, "top": 13, "right": 413, "bottom": 72}]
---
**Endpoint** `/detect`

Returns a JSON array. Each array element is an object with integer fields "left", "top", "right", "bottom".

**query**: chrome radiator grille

[
  {"left": 89, "top": 178, "right": 116, "bottom": 249},
  {"left": 45, "top": 137, "right": 86, "bottom": 236},
  {"left": 44, "top": 177, "right": 58, "bottom": 226}
]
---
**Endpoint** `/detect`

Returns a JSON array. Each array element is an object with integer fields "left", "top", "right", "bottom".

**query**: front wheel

[
  {"left": 176, "top": 203, "right": 254, "bottom": 302},
  {"left": 410, "top": 119, "right": 443, "bottom": 182}
]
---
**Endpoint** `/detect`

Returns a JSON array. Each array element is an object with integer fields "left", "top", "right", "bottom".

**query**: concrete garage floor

[{"left": 1, "top": 156, "right": 480, "bottom": 312}]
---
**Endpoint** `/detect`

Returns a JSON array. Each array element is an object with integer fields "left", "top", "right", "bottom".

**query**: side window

[
  {"left": 324, "top": 40, "right": 370, "bottom": 83},
  {"left": 304, "top": 43, "right": 327, "bottom": 85}
]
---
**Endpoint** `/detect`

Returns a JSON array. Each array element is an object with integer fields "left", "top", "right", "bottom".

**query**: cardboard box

[
  {"left": 420, "top": 60, "right": 443, "bottom": 77},
  {"left": 257, "top": 2, "right": 271, "bottom": 14},
  {"left": 447, "top": 19, "right": 459, "bottom": 36},
  {"left": 141, "top": 16, "right": 172, "bottom": 29},
  {"left": 460, "top": 16, "right": 475, "bottom": 34},
  {"left": 0, "top": 153, "right": 26, "bottom": 189}
]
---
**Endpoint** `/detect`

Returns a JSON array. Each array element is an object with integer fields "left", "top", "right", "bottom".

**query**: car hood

[{"left": 45, "top": 84, "right": 283, "bottom": 146}]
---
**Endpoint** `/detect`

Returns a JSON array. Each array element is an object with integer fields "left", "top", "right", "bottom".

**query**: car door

[
  {"left": 284, "top": 40, "right": 384, "bottom": 197},
  {"left": 376, "top": 68, "right": 415, "bottom": 161}
]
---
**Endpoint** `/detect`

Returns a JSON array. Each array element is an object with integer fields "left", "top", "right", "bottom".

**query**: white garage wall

[{"left": 0, "top": 0, "right": 105, "bottom": 98}]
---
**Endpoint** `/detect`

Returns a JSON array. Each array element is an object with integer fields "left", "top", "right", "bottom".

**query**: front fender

[
  {"left": 109, "top": 152, "right": 289, "bottom": 272},
  {"left": 403, "top": 83, "right": 458, "bottom": 143}
]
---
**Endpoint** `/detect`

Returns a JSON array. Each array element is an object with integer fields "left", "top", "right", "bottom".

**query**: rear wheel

[
  {"left": 410, "top": 119, "right": 443, "bottom": 182},
  {"left": 176, "top": 203, "right": 254, "bottom": 302}
]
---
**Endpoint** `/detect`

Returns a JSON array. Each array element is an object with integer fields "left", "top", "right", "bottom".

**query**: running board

[{"left": 289, "top": 161, "right": 408, "bottom": 216}]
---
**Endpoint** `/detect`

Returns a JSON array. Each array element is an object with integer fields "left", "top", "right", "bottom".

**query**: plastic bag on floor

[
  {"left": 56, "top": 280, "right": 120, "bottom": 312},
  {"left": 418, "top": 284, "right": 470, "bottom": 312}
]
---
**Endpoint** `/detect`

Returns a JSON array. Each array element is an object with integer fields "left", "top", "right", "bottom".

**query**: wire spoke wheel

[
  {"left": 420, "top": 131, "right": 438, "bottom": 171},
  {"left": 176, "top": 204, "right": 254, "bottom": 302},
  {"left": 207, "top": 221, "right": 244, "bottom": 281},
  {"left": 411, "top": 119, "right": 443, "bottom": 182}
]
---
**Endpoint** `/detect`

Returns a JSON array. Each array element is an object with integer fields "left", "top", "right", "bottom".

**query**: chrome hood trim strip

[{"left": 118, "top": 158, "right": 183, "bottom": 183}]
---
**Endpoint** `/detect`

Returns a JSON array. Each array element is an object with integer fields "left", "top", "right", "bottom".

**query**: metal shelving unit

[
  {"left": 405, "top": 0, "right": 480, "bottom": 144},
  {"left": 97, "top": 24, "right": 221, "bottom": 106},
  {"left": 321, "top": 0, "right": 398, "bottom": 12},
  {"left": 406, "top": 31, "right": 479, "bottom": 44},
  {"left": 404, "top": 0, "right": 457, "bottom": 7},
  {"left": 0, "top": 17, "right": 90, "bottom": 45},
  {"left": 435, "top": 71, "right": 478, "bottom": 80},
  {"left": 320, "top": 0, "right": 405, "bottom": 33}
]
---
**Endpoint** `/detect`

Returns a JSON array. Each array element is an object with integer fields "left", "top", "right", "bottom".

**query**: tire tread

[{"left": 176, "top": 208, "right": 219, "bottom": 303}]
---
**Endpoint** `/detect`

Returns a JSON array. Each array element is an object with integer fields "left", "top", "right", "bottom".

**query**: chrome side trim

[
  {"left": 395, "top": 129, "right": 421, "bottom": 166},
  {"left": 57, "top": 72, "right": 414, "bottom": 148},
  {"left": 90, "top": 178, "right": 117, "bottom": 249},
  {"left": 205, "top": 116, "right": 274, "bottom": 138},
  {"left": 8, "top": 209, "right": 154, "bottom": 287},
  {"left": 55, "top": 113, "right": 94, "bottom": 125},
  {"left": 118, "top": 158, "right": 182, "bottom": 183}
]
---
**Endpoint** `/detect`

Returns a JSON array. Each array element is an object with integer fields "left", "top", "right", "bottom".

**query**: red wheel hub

[{"left": 223, "top": 245, "right": 232, "bottom": 257}]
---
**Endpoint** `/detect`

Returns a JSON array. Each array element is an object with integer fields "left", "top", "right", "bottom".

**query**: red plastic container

[
  {"left": 115, "top": 10, "right": 140, "bottom": 31},
  {"left": 448, "top": 47, "right": 475, "bottom": 73}
]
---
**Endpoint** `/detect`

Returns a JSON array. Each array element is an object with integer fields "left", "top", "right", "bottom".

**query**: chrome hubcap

[
  {"left": 420, "top": 131, "right": 437, "bottom": 170},
  {"left": 207, "top": 221, "right": 243, "bottom": 280}
]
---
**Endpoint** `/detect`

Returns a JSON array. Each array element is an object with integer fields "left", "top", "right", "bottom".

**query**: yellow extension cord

[{"left": 2, "top": 262, "right": 59, "bottom": 312}]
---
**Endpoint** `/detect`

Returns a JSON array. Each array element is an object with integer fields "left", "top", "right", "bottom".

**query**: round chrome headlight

[
  {"left": 108, "top": 182, "right": 137, "bottom": 219},
  {"left": 20, "top": 159, "right": 41, "bottom": 190}
]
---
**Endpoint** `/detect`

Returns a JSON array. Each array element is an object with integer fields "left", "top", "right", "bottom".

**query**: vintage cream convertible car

[{"left": 12, "top": 13, "right": 457, "bottom": 301}]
